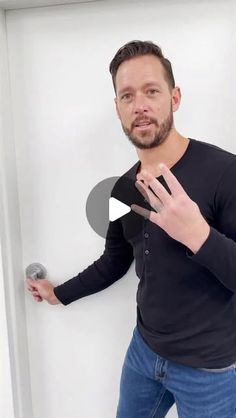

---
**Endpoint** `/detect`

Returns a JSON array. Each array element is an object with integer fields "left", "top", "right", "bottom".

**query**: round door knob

[{"left": 25, "top": 263, "right": 47, "bottom": 280}]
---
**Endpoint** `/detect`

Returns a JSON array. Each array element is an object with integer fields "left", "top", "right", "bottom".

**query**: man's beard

[{"left": 121, "top": 107, "right": 173, "bottom": 150}]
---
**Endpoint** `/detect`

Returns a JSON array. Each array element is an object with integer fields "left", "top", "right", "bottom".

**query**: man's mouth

[
  {"left": 134, "top": 121, "right": 153, "bottom": 130},
  {"left": 133, "top": 117, "right": 157, "bottom": 127},
  {"left": 136, "top": 121, "right": 151, "bottom": 126}
]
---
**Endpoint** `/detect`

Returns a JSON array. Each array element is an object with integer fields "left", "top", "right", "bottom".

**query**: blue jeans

[{"left": 116, "top": 326, "right": 236, "bottom": 418}]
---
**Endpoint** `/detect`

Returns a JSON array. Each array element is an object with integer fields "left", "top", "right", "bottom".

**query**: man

[{"left": 27, "top": 41, "right": 236, "bottom": 417}]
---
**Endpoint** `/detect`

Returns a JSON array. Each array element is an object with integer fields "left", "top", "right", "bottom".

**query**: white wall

[{"left": 3, "top": 0, "right": 236, "bottom": 417}]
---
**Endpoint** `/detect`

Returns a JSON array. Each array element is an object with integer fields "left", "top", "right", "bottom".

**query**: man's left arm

[
  {"left": 185, "top": 159, "right": 236, "bottom": 293},
  {"left": 131, "top": 160, "right": 236, "bottom": 293}
]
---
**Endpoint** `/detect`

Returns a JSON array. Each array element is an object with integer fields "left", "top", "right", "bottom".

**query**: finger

[
  {"left": 137, "top": 170, "right": 171, "bottom": 206},
  {"left": 26, "top": 281, "right": 38, "bottom": 292},
  {"left": 131, "top": 204, "right": 163, "bottom": 228},
  {"left": 32, "top": 291, "right": 40, "bottom": 297},
  {"left": 135, "top": 180, "right": 150, "bottom": 201},
  {"left": 34, "top": 295, "right": 43, "bottom": 302},
  {"left": 131, "top": 203, "right": 150, "bottom": 219},
  {"left": 26, "top": 278, "right": 37, "bottom": 289},
  {"left": 135, "top": 181, "right": 163, "bottom": 211},
  {"left": 26, "top": 284, "right": 36, "bottom": 292},
  {"left": 159, "top": 163, "right": 185, "bottom": 196},
  {"left": 131, "top": 203, "right": 160, "bottom": 221}
]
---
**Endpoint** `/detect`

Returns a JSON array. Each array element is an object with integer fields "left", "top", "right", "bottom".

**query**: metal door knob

[{"left": 25, "top": 263, "right": 47, "bottom": 280}]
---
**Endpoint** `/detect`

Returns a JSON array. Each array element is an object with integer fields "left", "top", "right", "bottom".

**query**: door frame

[{"left": 0, "top": 7, "right": 32, "bottom": 418}]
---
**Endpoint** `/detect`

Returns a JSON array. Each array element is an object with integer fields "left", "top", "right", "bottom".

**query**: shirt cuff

[{"left": 186, "top": 226, "right": 221, "bottom": 260}]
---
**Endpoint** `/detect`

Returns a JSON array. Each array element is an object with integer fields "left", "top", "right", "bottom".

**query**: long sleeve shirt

[{"left": 54, "top": 138, "right": 236, "bottom": 369}]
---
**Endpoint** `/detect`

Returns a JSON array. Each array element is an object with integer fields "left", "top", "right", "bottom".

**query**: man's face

[{"left": 115, "top": 54, "right": 180, "bottom": 149}]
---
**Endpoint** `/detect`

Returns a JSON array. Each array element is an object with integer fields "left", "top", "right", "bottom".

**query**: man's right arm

[{"left": 26, "top": 218, "right": 134, "bottom": 305}]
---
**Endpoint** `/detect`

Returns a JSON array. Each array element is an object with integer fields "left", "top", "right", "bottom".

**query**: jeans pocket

[{"left": 198, "top": 361, "right": 236, "bottom": 373}]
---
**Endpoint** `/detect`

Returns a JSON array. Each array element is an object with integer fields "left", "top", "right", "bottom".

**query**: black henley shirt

[{"left": 54, "top": 138, "right": 236, "bottom": 369}]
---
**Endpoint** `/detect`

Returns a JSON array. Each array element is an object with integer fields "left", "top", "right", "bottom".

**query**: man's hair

[{"left": 109, "top": 40, "right": 175, "bottom": 92}]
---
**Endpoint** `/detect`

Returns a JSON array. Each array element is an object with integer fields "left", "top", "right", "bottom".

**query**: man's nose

[{"left": 133, "top": 94, "right": 149, "bottom": 114}]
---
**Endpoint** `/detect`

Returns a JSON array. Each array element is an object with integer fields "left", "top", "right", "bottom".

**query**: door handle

[{"left": 25, "top": 263, "right": 47, "bottom": 280}]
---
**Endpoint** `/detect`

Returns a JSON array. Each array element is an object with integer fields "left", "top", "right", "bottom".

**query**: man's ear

[
  {"left": 115, "top": 97, "right": 121, "bottom": 120},
  {"left": 172, "top": 86, "right": 181, "bottom": 112}
]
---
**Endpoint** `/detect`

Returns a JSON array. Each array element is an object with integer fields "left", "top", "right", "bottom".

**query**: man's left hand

[{"left": 131, "top": 163, "right": 210, "bottom": 254}]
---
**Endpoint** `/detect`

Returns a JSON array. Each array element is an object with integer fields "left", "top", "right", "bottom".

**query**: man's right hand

[{"left": 26, "top": 278, "right": 61, "bottom": 305}]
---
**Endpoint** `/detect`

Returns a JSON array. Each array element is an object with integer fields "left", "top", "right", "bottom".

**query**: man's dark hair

[{"left": 109, "top": 40, "right": 175, "bottom": 92}]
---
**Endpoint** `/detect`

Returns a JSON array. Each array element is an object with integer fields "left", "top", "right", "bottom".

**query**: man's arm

[
  {"left": 26, "top": 218, "right": 134, "bottom": 305},
  {"left": 185, "top": 159, "right": 236, "bottom": 293},
  {"left": 132, "top": 160, "right": 236, "bottom": 293}
]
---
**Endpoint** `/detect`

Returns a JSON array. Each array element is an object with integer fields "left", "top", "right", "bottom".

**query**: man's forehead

[
  {"left": 117, "top": 54, "right": 164, "bottom": 75},
  {"left": 116, "top": 56, "right": 166, "bottom": 91}
]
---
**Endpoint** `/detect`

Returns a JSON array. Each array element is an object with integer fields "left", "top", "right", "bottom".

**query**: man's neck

[{"left": 136, "top": 130, "right": 189, "bottom": 177}]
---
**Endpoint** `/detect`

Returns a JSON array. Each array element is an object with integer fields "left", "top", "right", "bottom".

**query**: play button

[
  {"left": 85, "top": 174, "right": 146, "bottom": 240},
  {"left": 85, "top": 164, "right": 170, "bottom": 240},
  {"left": 85, "top": 168, "right": 154, "bottom": 240},
  {"left": 109, "top": 197, "right": 131, "bottom": 221}
]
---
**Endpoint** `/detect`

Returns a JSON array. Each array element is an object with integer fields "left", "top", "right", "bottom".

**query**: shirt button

[
  {"left": 145, "top": 249, "right": 150, "bottom": 255},
  {"left": 144, "top": 233, "right": 149, "bottom": 238}
]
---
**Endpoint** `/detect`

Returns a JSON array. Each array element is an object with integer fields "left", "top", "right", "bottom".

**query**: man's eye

[
  {"left": 121, "top": 93, "right": 132, "bottom": 101},
  {"left": 147, "top": 89, "right": 159, "bottom": 96}
]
